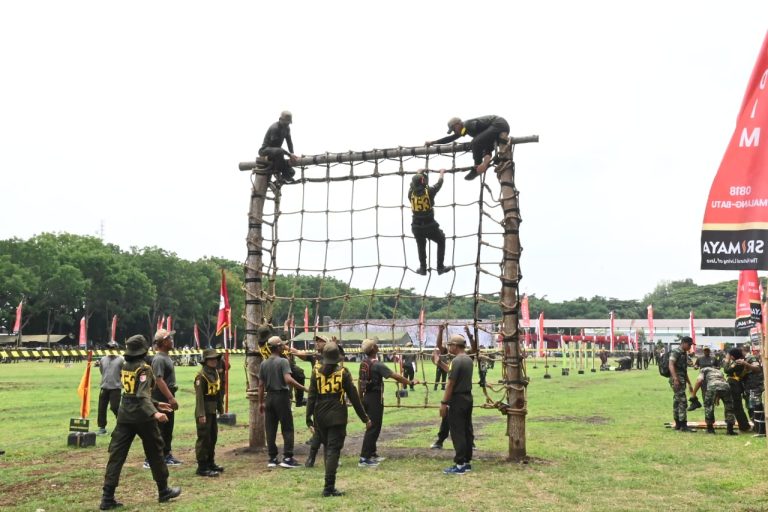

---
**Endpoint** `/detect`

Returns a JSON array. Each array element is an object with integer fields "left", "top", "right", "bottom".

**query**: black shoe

[
  {"left": 416, "top": 267, "right": 427, "bottom": 276},
  {"left": 673, "top": 420, "right": 682, "bottom": 431},
  {"left": 196, "top": 468, "right": 220, "bottom": 477},
  {"left": 305, "top": 451, "right": 317, "bottom": 468},
  {"left": 679, "top": 422, "right": 696, "bottom": 433},
  {"left": 99, "top": 498, "right": 123, "bottom": 510},
  {"left": 464, "top": 169, "right": 479, "bottom": 181},
  {"left": 281, "top": 175, "right": 296, "bottom": 184},
  {"left": 437, "top": 266, "right": 454, "bottom": 275},
  {"left": 209, "top": 463, "right": 224, "bottom": 473},
  {"left": 726, "top": 423, "right": 738, "bottom": 436},
  {"left": 158, "top": 487, "right": 182, "bottom": 503},
  {"left": 687, "top": 397, "right": 702, "bottom": 412},
  {"left": 323, "top": 488, "right": 345, "bottom": 497}
]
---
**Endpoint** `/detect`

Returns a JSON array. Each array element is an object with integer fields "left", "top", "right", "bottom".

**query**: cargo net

[{"left": 250, "top": 143, "right": 519, "bottom": 409}]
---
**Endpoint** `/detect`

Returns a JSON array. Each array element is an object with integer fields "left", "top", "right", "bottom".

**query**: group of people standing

[{"left": 667, "top": 336, "right": 764, "bottom": 436}]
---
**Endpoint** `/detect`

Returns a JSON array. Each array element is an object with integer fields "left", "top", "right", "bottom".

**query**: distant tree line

[{"left": 0, "top": 233, "right": 743, "bottom": 345}]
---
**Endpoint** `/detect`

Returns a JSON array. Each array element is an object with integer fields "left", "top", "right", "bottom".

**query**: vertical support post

[
  {"left": 245, "top": 170, "right": 269, "bottom": 450},
  {"left": 498, "top": 143, "right": 527, "bottom": 460}
]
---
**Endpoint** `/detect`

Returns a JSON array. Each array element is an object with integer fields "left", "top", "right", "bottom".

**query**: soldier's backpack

[{"left": 658, "top": 351, "right": 671, "bottom": 377}]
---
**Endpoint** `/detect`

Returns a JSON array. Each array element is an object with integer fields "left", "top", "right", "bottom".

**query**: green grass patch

[{"left": 1, "top": 359, "right": 767, "bottom": 511}]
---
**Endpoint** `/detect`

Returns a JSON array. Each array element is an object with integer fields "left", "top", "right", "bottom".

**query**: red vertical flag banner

[
  {"left": 647, "top": 305, "right": 655, "bottom": 343},
  {"left": 166, "top": 315, "right": 173, "bottom": 332},
  {"left": 13, "top": 300, "right": 23, "bottom": 334},
  {"left": 156, "top": 316, "right": 163, "bottom": 333},
  {"left": 193, "top": 322, "right": 200, "bottom": 350},
  {"left": 77, "top": 350, "right": 93, "bottom": 418},
  {"left": 520, "top": 295, "right": 530, "bottom": 329},
  {"left": 537, "top": 312, "right": 545, "bottom": 356},
  {"left": 418, "top": 308, "right": 425, "bottom": 342},
  {"left": 79, "top": 316, "right": 87, "bottom": 347},
  {"left": 304, "top": 306, "right": 309, "bottom": 333},
  {"left": 689, "top": 311, "right": 697, "bottom": 349},
  {"left": 609, "top": 311, "right": 615, "bottom": 353},
  {"left": 215, "top": 270, "right": 231, "bottom": 337},
  {"left": 110, "top": 315, "right": 118, "bottom": 342},
  {"left": 736, "top": 270, "right": 762, "bottom": 329},
  {"left": 702, "top": 32, "right": 768, "bottom": 270}
]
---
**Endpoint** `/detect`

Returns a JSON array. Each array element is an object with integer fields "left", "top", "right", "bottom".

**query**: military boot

[
  {"left": 705, "top": 421, "right": 716, "bottom": 434},
  {"left": 687, "top": 396, "right": 702, "bottom": 412},
  {"left": 678, "top": 421, "right": 696, "bottom": 433},
  {"left": 673, "top": 420, "right": 682, "bottom": 431},
  {"left": 305, "top": 448, "right": 318, "bottom": 468},
  {"left": 99, "top": 485, "right": 123, "bottom": 510},
  {"left": 726, "top": 422, "right": 738, "bottom": 436},
  {"left": 158, "top": 486, "right": 182, "bottom": 503}
]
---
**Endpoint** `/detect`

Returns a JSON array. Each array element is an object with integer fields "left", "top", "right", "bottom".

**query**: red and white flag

[
  {"left": 689, "top": 310, "right": 697, "bottom": 349},
  {"left": 110, "top": 314, "right": 118, "bottom": 342},
  {"left": 701, "top": 32, "right": 768, "bottom": 270},
  {"left": 304, "top": 306, "right": 309, "bottom": 333},
  {"left": 418, "top": 308, "right": 425, "bottom": 342},
  {"left": 166, "top": 315, "right": 173, "bottom": 332},
  {"left": 314, "top": 314, "right": 320, "bottom": 334},
  {"left": 215, "top": 269, "right": 231, "bottom": 337},
  {"left": 193, "top": 322, "right": 200, "bottom": 349},
  {"left": 647, "top": 305, "right": 655, "bottom": 343},
  {"left": 609, "top": 311, "right": 615, "bottom": 352},
  {"left": 537, "top": 312, "right": 545, "bottom": 357},
  {"left": 12, "top": 300, "right": 22, "bottom": 334},
  {"left": 79, "top": 316, "right": 87, "bottom": 347},
  {"left": 156, "top": 315, "right": 163, "bottom": 333},
  {"left": 520, "top": 295, "right": 530, "bottom": 329}
]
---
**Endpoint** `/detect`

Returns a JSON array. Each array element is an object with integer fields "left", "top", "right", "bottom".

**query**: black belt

[{"left": 317, "top": 394, "right": 342, "bottom": 401}]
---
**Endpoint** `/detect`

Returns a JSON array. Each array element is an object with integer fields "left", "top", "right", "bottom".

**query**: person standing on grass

[
  {"left": 96, "top": 340, "right": 124, "bottom": 435},
  {"left": 358, "top": 338, "right": 419, "bottom": 467},
  {"left": 690, "top": 366, "right": 736, "bottom": 435},
  {"left": 259, "top": 336, "right": 308, "bottom": 469},
  {"left": 436, "top": 334, "right": 474, "bottom": 474},
  {"left": 291, "top": 334, "right": 329, "bottom": 468},
  {"left": 99, "top": 335, "right": 180, "bottom": 510},
  {"left": 194, "top": 349, "right": 225, "bottom": 477},
  {"left": 147, "top": 329, "right": 181, "bottom": 468},
  {"left": 306, "top": 342, "right": 372, "bottom": 497},
  {"left": 668, "top": 336, "right": 696, "bottom": 433}
]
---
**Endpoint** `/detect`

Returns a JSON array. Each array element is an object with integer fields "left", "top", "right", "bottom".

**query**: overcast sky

[{"left": 2, "top": 1, "right": 767, "bottom": 303}]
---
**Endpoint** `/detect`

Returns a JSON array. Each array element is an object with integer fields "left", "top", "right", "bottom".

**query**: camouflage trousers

[
  {"left": 669, "top": 379, "right": 687, "bottom": 422},
  {"left": 704, "top": 382, "right": 734, "bottom": 424}
]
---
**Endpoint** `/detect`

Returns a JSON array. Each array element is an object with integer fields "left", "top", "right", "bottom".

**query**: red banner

[
  {"left": 609, "top": 311, "right": 615, "bottom": 352},
  {"left": 689, "top": 310, "right": 697, "bottom": 349},
  {"left": 166, "top": 315, "right": 172, "bottom": 332},
  {"left": 215, "top": 270, "right": 230, "bottom": 336},
  {"left": 520, "top": 295, "right": 530, "bottom": 329},
  {"left": 647, "top": 305, "right": 655, "bottom": 343},
  {"left": 418, "top": 308, "right": 425, "bottom": 342},
  {"left": 79, "top": 316, "right": 87, "bottom": 347},
  {"left": 702, "top": 32, "right": 768, "bottom": 270},
  {"left": 156, "top": 315, "right": 163, "bottom": 333},
  {"left": 110, "top": 314, "right": 118, "bottom": 342},
  {"left": 537, "top": 312, "right": 545, "bottom": 356},
  {"left": 736, "top": 269, "right": 762, "bottom": 329},
  {"left": 12, "top": 300, "right": 22, "bottom": 334},
  {"left": 193, "top": 322, "right": 200, "bottom": 349},
  {"left": 304, "top": 306, "right": 309, "bottom": 333}
]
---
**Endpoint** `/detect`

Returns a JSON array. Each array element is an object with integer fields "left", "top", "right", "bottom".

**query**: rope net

[{"left": 247, "top": 143, "right": 523, "bottom": 410}]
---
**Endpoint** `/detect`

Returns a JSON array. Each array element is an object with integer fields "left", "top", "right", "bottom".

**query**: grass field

[{"left": 1, "top": 357, "right": 767, "bottom": 512}]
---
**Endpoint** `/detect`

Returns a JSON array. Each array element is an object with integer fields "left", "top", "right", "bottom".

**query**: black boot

[
  {"left": 209, "top": 462, "right": 224, "bottom": 473},
  {"left": 673, "top": 420, "right": 682, "bottom": 431},
  {"left": 687, "top": 396, "right": 702, "bottom": 411},
  {"left": 305, "top": 448, "right": 317, "bottom": 468},
  {"left": 706, "top": 421, "right": 715, "bottom": 434},
  {"left": 158, "top": 486, "right": 182, "bottom": 503},
  {"left": 99, "top": 485, "right": 123, "bottom": 510},
  {"left": 679, "top": 420, "right": 696, "bottom": 433},
  {"left": 323, "top": 488, "right": 345, "bottom": 497},
  {"left": 726, "top": 422, "right": 738, "bottom": 436},
  {"left": 196, "top": 464, "right": 219, "bottom": 477}
]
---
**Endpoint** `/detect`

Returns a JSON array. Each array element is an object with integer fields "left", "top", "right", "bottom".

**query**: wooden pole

[
  {"left": 244, "top": 171, "right": 269, "bottom": 450},
  {"left": 238, "top": 136, "right": 538, "bottom": 171},
  {"left": 498, "top": 141, "right": 528, "bottom": 461}
]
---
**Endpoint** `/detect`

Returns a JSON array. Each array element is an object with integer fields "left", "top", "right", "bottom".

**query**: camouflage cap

[
  {"left": 267, "top": 335, "right": 284, "bottom": 348},
  {"left": 153, "top": 328, "right": 175, "bottom": 343}
]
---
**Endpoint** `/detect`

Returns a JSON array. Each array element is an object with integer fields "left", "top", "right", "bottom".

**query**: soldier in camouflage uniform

[
  {"left": 723, "top": 347, "right": 753, "bottom": 431},
  {"left": 668, "top": 336, "right": 695, "bottom": 432},
  {"left": 98, "top": 335, "right": 181, "bottom": 510},
  {"left": 691, "top": 366, "right": 736, "bottom": 435},
  {"left": 742, "top": 349, "right": 765, "bottom": 436}
]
